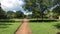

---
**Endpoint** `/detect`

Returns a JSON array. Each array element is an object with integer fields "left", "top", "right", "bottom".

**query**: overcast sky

[{"left": 0, "top": 0, "right": 32, "bottom": 15}]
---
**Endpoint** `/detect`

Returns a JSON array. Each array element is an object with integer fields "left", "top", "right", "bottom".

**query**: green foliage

[
  {"left": 7, "top": 11, "right": 15, "bottom": 19},
  {"left": 0, "top": 7, "right": 7, "bottom": 19},
  {"left": 24, "top": 0, "right": 54, "bottom": 19},
  {"left": 24, "top": 0, "right": 60, "bottom": 19},
  {"left": 6, "top": 11, "right": 24, "bottom": 19},
  {"left": 53, "top": 0, "right": 60, "bottom": 4},
  {"left": 15, "top": 11, "right": 24, "bottom": 18},
  {"left": 0, "top": 10, "right": 24, "bottom": 19},
  {"left": 24, "top": 0, "right": 48, "bottom": 11},
  {"left": 52, "top": 6, "right": 60, "bottom": 16}
]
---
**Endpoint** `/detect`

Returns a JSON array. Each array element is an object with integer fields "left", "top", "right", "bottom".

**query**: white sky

[{"left": 0, "top": 0, "right": 25, "bottom": 11}]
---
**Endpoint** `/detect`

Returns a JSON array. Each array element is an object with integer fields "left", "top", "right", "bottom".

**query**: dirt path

[{"left": 15, "top": 18, "right": 32, "bottom": 34}]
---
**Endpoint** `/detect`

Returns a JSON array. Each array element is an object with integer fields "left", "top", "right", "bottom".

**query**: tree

[
  {"left": 52, "top": 6, "right": 60, "bottom": 19},
  {"left": 7, "top": 11, "right": 15, "bottom": 19},
  {"left": 53, "top": 0, "right": 60, "bottom": 4},
  {"left": 15, "top": 11, "right": 24, "bottom": 18},
  {"left": 24, "top": 0, "right": 52, "bottom": 20}
]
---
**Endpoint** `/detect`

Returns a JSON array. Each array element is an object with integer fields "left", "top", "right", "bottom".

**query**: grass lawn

[
  {"left": 0, "top": 22, "right": 21, "bottom": 34},
  {"left": 29, "top": 22, "right": 60, "bottom": 34}
]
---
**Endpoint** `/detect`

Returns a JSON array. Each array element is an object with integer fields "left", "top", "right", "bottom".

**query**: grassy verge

[
  {"left": 29, "top": 22, "right": 60, "bottom": 34},
  {"left": 0, "top": 22, "right": 21, "bottom": 34}
]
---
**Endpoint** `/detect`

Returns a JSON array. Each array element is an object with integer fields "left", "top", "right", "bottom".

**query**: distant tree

[
  {"left": 7, "top": 11, "right": 15, "bottom": 19},
  {"left": 15, "top": 11, "right": 24, "bottom": 18}
]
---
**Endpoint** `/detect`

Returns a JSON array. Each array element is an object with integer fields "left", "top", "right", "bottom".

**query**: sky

[{"left": 0, "top": 0, "right": 32, "bottom": 15}]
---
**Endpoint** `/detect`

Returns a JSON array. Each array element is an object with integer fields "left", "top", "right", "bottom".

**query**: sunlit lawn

[
  {"left": 0, "top": 20, "right": 60, "bottom": 34},
  {"left": 29, "top": 22, "right": 60, "bottom": 34},
  {"left": 0, "top": 22, "right": 21, "bottom": 34}
]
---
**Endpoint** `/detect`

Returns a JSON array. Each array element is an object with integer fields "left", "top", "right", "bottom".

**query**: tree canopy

[
  {"left": 23, "top": 0, "right": 53, "bottom": 19},
  {"left": 23, "top": 0, "right": 60, "bottom": 19},
  {"left": 15, "top": 11, "right": 24, "bottom": 18}
]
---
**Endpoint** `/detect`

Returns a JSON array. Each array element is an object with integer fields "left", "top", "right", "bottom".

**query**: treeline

[
  {"left": 0, "top": 6, "right": 60, "bottom": 19},
  {"left": 0, "top": 7, "right": 24, "bottom": 19}
]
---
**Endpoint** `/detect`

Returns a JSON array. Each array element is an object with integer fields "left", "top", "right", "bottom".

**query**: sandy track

[{"left": 15, "top": 18, "right": 32, "bottom": 34}]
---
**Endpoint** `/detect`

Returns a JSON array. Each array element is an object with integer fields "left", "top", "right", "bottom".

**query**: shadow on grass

[
  {"left": 54, "top": 23, "right": 60, "bottom": 30},
  {"left": 0, "top": 24, "right": 12, "bottom": 28},
  {"left": 29, "top": 20, "right": 58, "bottom": 22},
  {"left": 0, "top": 22, "right": 13, "bottom": 28},
  {"left": 0, "top": 19, "right": 19, "bottom": 28}
]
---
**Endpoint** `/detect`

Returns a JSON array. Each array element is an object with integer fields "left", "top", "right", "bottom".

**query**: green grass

[
  {"left": 0, "top": 22, "right": 21, "bottom": 34},
  {"left": 29, "top": 22, "right": 60, "bottom": 34},
  {"left": 0, "top": 20, "right": 60, "bottom": 34}
]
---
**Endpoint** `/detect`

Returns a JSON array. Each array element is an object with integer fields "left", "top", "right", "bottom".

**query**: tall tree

[{"left": 24, "top": 0, "right": 52, "bottom": 20}]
